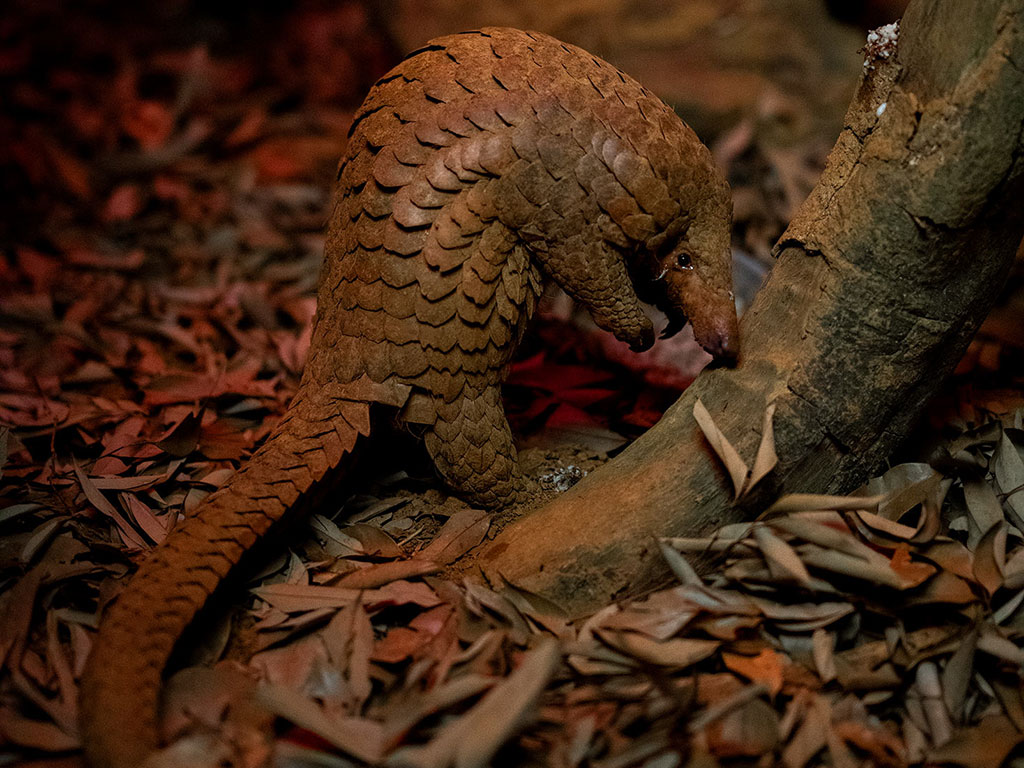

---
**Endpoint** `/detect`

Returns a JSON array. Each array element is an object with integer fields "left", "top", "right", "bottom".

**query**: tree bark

[{"left": 478, "top": 0, "right": 1024, "bottom": 616}]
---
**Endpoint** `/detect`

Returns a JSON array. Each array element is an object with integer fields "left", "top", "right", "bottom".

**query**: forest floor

[{"left": 2, "top": 2, "right": 1024, "bottom": 767}]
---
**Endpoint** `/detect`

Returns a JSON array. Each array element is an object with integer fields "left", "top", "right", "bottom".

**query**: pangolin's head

[{"left": 628, "top": 163, "right": 739, "bottom": 363}]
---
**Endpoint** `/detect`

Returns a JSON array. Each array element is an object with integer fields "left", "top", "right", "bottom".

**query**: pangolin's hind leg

[{"left": 423, "top": 385, "right": 522, "bottom": 508}]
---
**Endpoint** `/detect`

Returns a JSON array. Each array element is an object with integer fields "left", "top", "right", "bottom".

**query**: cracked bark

[{"left": 477, "top": 0, "right": 1024, "bottom": 615}]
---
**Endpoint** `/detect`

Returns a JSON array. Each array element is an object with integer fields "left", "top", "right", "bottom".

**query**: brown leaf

[
  {"left": 926, "top": 714, "right": 1024, "bottom": 767},
  {"left": 73, "top": 461, "right": 147, "bottom": 550},
  {"left": 339, "top": 523, "right": 403, "bottom": 559},
  {"left": 972, "top": 522, "right": 1007, "bottom": 596},
  {"left": 256, "top": 683, "right": 385, "bottom": 764},
  {"left": 120, "top": 493, "right": 169, "bottom": 546},
  {"left": 334, "top": 559, "right": 441, "bottom": 589},
  {"left": 941, "top": 629, "right": 977, "bottom": 724},
  {"left": 744, "top": 401, "right": 778, "bottom": 496},
  {"left": 693, "top": 398, "right": 747, "bottom": 497},
  {"left": 751, "top": 599, "right": 854, "bottom": 631},
  {"left": 994, "top": 430, "right": 1024, "bottom": 529},
  {"left": 419, "top": 508, "right": 491, "bottom": 565},
  {"left": 781, "top": 695, "right": 829, "bottom": 768},
  {"left": 962, "top": 479, "right": 1005, "bottom": 548},
  {"left": 323, "top": 601, "right": 373, "bottom": 707},
  {"left": 811, "top": 629, "right": 836, "bottom": 684},
  {"left": 44, "top": 140, "right": 92, "bottom": 199},
  {"left": 976, "top": 626, "right": 1024, "bottom": 665},
  {"left": 857, "top": 462, "right": 941, "bottom": 520},
  {"left": 388, "top": 638, "right": 561, "bottom": 768},
  {"left": 705, "top": 698, "right": 780, "bottom": 758},
  {"left": 102, "top": 183, "right": 142, "bottom": 222},
  {"left": 658, "top": 538, "right": 703, "bottom": 586},
  {"left": 722, "top": 649, "right": 785, "bottom": 697},
  {"left": 596, "top": 630, "right": 719, "bottom": 668},
  {"left": 382, "top": 675, "right": 493, "bottom": 742},
  {"left": 372, "top": 627, "right": 431, "bottom": 664},
  {"left": 765, "top": 493, "right": 885, "bottom": 515},
  {"left": 252, "top": 583, "right": 360, "bottom": 614},
  {"left": 752, "top": 524, "right": 812, "bottom": 586}
]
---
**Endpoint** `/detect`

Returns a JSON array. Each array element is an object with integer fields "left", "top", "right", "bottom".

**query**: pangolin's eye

[{"left": 676, "top": 252, "right": 693, "bottom": 269}]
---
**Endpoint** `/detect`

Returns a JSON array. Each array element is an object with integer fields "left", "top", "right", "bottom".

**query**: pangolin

[{"left": 79, "top": 27, "right": 738, "bottom": 768}]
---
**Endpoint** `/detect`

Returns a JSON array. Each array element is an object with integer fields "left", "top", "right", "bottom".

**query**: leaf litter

[{"left": 2, "top": 2, "right": 1024, "bottom": 767}]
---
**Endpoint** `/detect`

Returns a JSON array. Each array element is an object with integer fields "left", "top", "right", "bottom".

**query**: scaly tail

[{"left": 79, "top": 385, "right": 374, "bottom": 768}]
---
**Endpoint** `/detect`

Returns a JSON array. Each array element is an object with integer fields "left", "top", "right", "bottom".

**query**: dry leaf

[
  {"left": 993, "top": 430, "right": 1024, "bottom": 529},
  {"left": 925, "top": 714, "right": 1024, "bottom": 767},
  {"left": 765, "top": 494, "right": 885, "bottom": 515},
  {"left": 744, "top": 402, "right": 778, "bottom": 496},
  {"left": 722, "top": 649, "right": 785, "bottom": 697},
  {"left": 419, "top": 509, "right": 491, "bottom": 565},
  {"left": 334, "top": 559, "right": 441, "bottom": 589},
  {"left": 752, "top": 525, "right": 812, "bottom": 586},
  {"left": 597, "top": 631, "right": 720, "bottom": 668},
  {"left": 781, "top": 695, "right": 829, "bottom": 768},
  {"left": 256, "top": 683, "right": 385, "bottom": 764},
  {"left": 971, "top": 522, "right": 1006, "bottom": 596},
  {"left": 962, "top": 480, "right": 1005, "bottom": 548},
  {"left": 693, "top": 398, "right": 748, "bottom": 496},
  {"left": 389, "top": 639, "right": 560, "bottom": 768},
  {"left": 657, "top": 538, "right": 703, "bottom": 586}
]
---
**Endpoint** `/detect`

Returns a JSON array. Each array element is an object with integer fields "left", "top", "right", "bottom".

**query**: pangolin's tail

[{"left": 79, "top": 386, "right": 375, "bottom": 768}]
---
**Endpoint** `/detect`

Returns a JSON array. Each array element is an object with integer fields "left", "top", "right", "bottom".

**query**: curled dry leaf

[
  {"left": 744, "top": 402, "right": 778, "bottom": 496},
  {"left": 693, "top": 398, "right": 748, "bottom": 497}
]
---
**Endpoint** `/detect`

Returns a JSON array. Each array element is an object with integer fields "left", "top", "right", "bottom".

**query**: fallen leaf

[
  {"left": 388, "top": 638, "right": 561, "bottom": 768},
  {"left": 334, "top": 559, "right": 441, "bottom": 590},
  {"left": 752, "top": 524, "right": 812, "bottom": 587},
  {"left": 693, "top": 399, "right": 747, "bottom": 496},
  {"left": 765, "top": 494, "right": 886, "bottom": 515},
  {"left": 722, "top": 649, "right": 785, "bottom": 697},
  {"left": 926, "top": 714, "right": 1024, "bottom": 767},
  {"left": 993, "top": 430, "right": 1024, "bottom": 529},
  {"left": 972, "top": 522, "right": 1006, "bottom": 595},
  {"left": 744, "top": 402, "right": 778, "bottom": 495},
  {"left": 596, "top": 630, "right": 719, "bottom": 668},
  {"left": 419, "top": 509, "right": 491, "bottom": 565},
  {"left": 962, "top": 480, "right": 1005, "bottom": 549},
  {"left": 256, "top": 683, "right": 384, "bottom": 763},
  {"left": 708, "top": 698, "right": 781, "bottom": 758}
]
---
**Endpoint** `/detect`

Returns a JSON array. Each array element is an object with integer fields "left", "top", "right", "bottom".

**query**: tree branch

[{"left": 478, "top": 0, "right": 1024, "bottom": 616}]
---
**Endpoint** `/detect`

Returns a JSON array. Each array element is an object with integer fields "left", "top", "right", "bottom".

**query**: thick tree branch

[{"left": 479, "top": 0, "right": 1024, "bottom": 615}]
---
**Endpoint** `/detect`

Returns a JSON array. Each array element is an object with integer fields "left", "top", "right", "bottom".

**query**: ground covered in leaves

[{"left": 2, "top": 2, "right": 1024, "bottom": 767}]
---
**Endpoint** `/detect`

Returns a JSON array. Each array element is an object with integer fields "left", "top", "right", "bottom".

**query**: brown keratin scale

[{"left": 79, "top": 27, "right": 738, "bottom": 768}]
